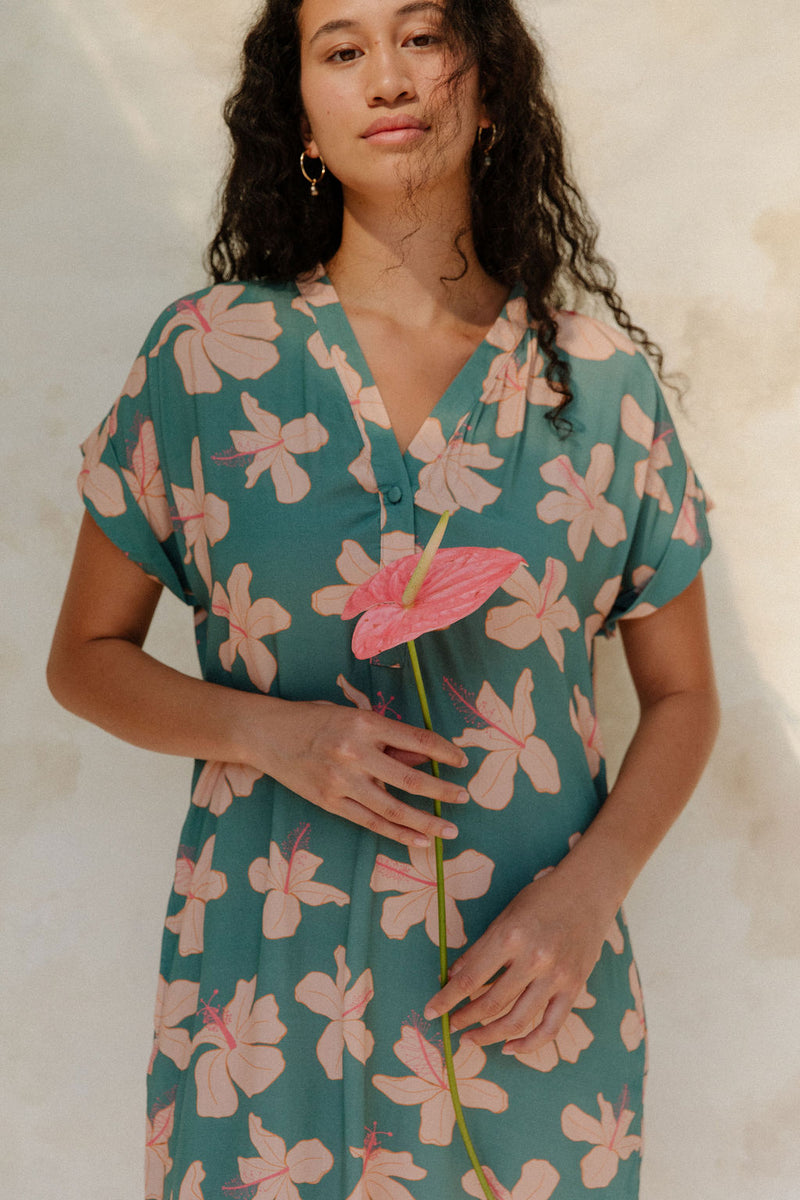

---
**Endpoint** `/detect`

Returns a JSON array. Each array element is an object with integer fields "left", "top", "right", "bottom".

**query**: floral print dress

[{"left": 79, "top": 272, "right": 710, "bottom": 1200}]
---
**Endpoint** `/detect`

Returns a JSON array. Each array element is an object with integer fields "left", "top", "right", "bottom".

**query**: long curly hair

[{"left": 207, "top": 0, "right": 671, "bottom": 429}]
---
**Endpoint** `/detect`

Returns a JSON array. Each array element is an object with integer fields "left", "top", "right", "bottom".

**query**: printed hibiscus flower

[
  {"left": 150, "top": 976, "right": 200, "bottom": 1072},
  {"left": 227, "top": 391, "right": 328, "bottom": 501},
  {"left": 192, "top": 978, "right": 286, "bottom": 1119},
  {"left": 555, "top": 312, "right": 637, "bottom": 361},
  {"left": 451, "top": 669, "right": 561, "bottom": 809},
  {"left": 232, "top": 1113, "right": 333, "bottom": 1200},
  {"left": 479, "top": 342, "right": 553, "bottom": 439},
  {"left": 120, "top": 417, "right": 173, "bottom": 541},
  {"left": 165, "top": 835, "right": 227, "bottom": 957},
  {"left": 462, "top": 1159, "right": 560, "bottom": 1200},
  {"left": 672, "top": 465, "right": 706, "bottom": 546},
  {"left": 485, "top": 559, "right": 579, "bottom": 670},
  {"left": 536, "top": 445, "right": 627, "bottom": 562},
  {"left": 211, "top": 563, "right": 291, "bottom": 693},
  {"left": 295, "top": 945, "right": 375, "bottom": 1079},
  {"left": 410, "top": 418, "right": 503, "bottom": 515},
  {"left": 291, "top": 275, "right": 339, "bottom": 319},
  {"left": 335, "top": 673, "right": 402, "bottom": 720},
  {"left": 312, "top": 532, "right": 416, "bottom": 617},
  {"left": 178, "top": 1161, "right": 206, "bottom": 1200},
  {"left": 149, "top": 285, "right": 282, "bottom": 394},
  {"left": 171, "top": 436, "right": 230, "bottom": 590},
  {"left": 145, "top": 1099, "right": 174, "bottom": 1200},
  {"left": 308, "top": 331, "right": 389, "bottom": 428},
  {"left": 584, "top": 576, "right": 622, "bottom": 655},
  {"left": 191, "top": 760, "right": 263, "bottom": 817},
  {"left": 373, "top": 1022, "right": 508, "bottom": 1145},
  {"left": 569, "top": 686, "right": 605, "bottom": 779},
  {"left": 620, "top": 962, "right": 646, "bottom": 1052},
  {"left": 561, "top": 1090, "right": 642, "bottom": 1189},
  {"left": 506, "top": 985, "right": 596, "bottom": 1072},
  {"left": 370, "top": 842, "right": 494, "bottom": 948},
  {"left": 620, "top": 393, "right": 675, "bottom": 513},
  {"left": 78, "top": 416, "right": 126, "bottom": 517},
  {"left": 345, "top": 1129, "right": 427, "bottom": 1200},
  {"left": 247, "top": 824, "right": 349, "bottom": 939}
]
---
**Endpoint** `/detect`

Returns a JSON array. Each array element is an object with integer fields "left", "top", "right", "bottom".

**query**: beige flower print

[
  {"left": 211, "top": 563, "right": 291, "bottom": 693},
  {"left": 149, "top": 976, "right": 200, "bottom": 1073},
  {"left": 228, "top": 391, "right": 328, "bottom": 501},
  {"left": 191, "top": 760, "right": 263, "bottom": 817},
  {"left": 178, "top": 1161, "right": 206, "bottom": 1200},
  {"left": 165, "top": 836, "right": 227, "bottom": 957},
  {"left": 561, "top": 1090, "right": 642, "bottom": 1189},
  {"left": 311, "top": 531, "right": 416, "bottom": 617},
  {"left": 507, "top": 985, "right": 596, "bottom": 1073},
  {"left": 555, "top": 311, "right": 637, "bottom": 361},
  {"left": 620, "top": 393, "right": 674, "bottom": 513},
  {"left": 121, "top": 354, "right": 147, "bottom": 399},
  {"left": 462, "top": 1158, "right": 560, "bottom": 1200},
  {"left": 307, "top": 330, "right": 389, "bottom": 428},
  {"left": 171, "top": 437, "right": 230, "bottom": 591},
  {"left": 584, "top": 576, "right": 622, "bottom": 656},
  {"left": 672, "top": 465, "right": 705, "bottom": 546},
  {"left": 370, "top": 842, "right": 494, "bottom": 948},
  {"left": 345, "top": 1130, "right": 427, "bottom": 1200},
  {"left": 452, "top": 669, "right": 561, "bottom": 810},
  {"left": 234, "top": 1113, "right": 333, "bottom": 1200},
  {"left": 78, "top": 416, "right": 126, "bottom": 517},
  {"left": 536, "top": 445, "right": 627, "bottom": 562},
  {"left": 295, "top": 945, "right": 375, "bottom": 1080},
  {"left": 480, "top": 338, "right": 553, "bottom": 439},
  {"left": 291, "top": 276, "right": 339, "bottom": 319},
  {"left": 410, "top": 417, "right": 503, "bottom": 515},
  {"left": 335, "top": 674, "right": 403, "bottom": 721},
  {"left": 248, "top": 823, "right": 350, "bottom": 939},
  {"left": 569, "top": 686, "right": 605, "bottom": 779},
  {"left": 620, "top": 962, "right": 646, "bottom": 1052},
  {"left": 119, "top": 418, "right": 173, "bottom": 541},
  {"left": 485, "top": 560, "right": 579, "bottom": 670},
  {"left": 149, "top": 285, "right": 282, "bottom": 394},
  {"left": 145, "top": 1099, "right": 174, "bottom": 1200},
  {"left": 192, "top": 978, "right": 286, "bottom": 1119},
  {"left": 372, "top": 1022, "right": 508, "bottom": 1146}
]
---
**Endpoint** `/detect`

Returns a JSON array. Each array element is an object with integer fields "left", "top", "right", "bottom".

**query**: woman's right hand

[{"left": 246, "top": 699, "right": 469, "bottom": 848}]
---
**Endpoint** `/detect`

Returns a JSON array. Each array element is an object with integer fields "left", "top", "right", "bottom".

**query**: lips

[{"left": 361, "top": 116, "right": 429, "bottom": 138}]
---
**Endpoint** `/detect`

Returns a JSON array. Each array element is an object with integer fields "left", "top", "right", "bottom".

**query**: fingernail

[
  {"left": 456, "top": 790, "right": 469, "bottom": 804},
  {"left": 501, "top": 1044, "right": 514, "bottom": 1055},
  {"left": 441, "top": 825, "right": 459, "bottom": 839},
  {"left": 414, "top": 835, "right": 430, "bottom": 847},
  {"left": 459, "top": 753, "right": 469, "bottom": 767},
  {"left": 423, "top": 1005, "right": 435, "bottom": 1020}
]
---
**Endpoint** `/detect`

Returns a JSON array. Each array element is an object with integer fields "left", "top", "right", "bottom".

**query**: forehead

[{"left": 298, "top": 0, "right": 446, "bottom": 41}]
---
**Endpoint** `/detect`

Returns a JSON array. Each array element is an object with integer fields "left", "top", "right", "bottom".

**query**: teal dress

[{"left": 80, "top": 273, "right": 710, "bottom": 1200}]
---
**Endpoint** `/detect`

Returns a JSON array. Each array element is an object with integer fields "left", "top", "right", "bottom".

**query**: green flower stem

[{"left": 407, "top": 637, "right": 495, "bottom": 1200}]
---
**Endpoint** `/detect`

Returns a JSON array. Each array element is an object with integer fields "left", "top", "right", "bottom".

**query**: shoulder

[
  {"left": 552, "top": 310, "right": 639, "bottom": 363},
  {"left": 147, "top": 279, "right": 301, "bottom": 338}
]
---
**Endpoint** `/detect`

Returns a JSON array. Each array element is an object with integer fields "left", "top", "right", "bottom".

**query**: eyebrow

[{"left": 308, "top": 2, "right": 444, "bottom": 46}]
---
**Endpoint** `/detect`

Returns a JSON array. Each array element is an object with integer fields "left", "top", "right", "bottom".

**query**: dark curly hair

[{"left": 207, "top": 0, "right": 671, "bottom": 430}]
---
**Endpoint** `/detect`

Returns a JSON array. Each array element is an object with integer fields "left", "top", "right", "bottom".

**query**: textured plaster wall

[{"left": 2, "top": 1, "right": 798, "bottom": 1196}]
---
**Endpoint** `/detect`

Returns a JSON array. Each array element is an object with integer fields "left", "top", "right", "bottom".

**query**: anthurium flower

[{"left": 342, "top": 516, "right": 524, "bottom": 659}]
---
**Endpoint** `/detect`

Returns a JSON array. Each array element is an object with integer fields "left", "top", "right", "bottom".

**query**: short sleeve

[
  {"left": 603, "top": 367, "right": 711, "bottom": 633},
  {"left": 77, "top": 342, "right": 195, "bottom": 605}
]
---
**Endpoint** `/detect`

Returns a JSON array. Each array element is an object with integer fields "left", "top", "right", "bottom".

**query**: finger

[
  {"left": 424, "top": 950, "right": 504, "bottom": 1020},
  {"left": 460, "top": 979, "right": 555, "bottom": 1048},
  {"left": 383, "top": 721, "right": 469, "bottom": 772},
  {"left": 376, "top": 751, "right": 470, "bottom": 808},
  {"left": 328, "top": 794, "right": 449, "bottom": 848},
  {"left": 341, "top": 779, "right": 461, "bottom": 845},
  {"left": 501, "top": 993, "right": 572, "bottom": 1055}
]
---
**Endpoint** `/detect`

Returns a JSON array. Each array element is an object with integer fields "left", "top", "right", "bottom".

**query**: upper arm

[{"left": 618, "top": 572, "right": 717, "bottom": 710}]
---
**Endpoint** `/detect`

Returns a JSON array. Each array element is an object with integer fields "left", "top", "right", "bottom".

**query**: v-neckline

[{"left": 301, "top": 271, "right": 525, "bottom": 460}]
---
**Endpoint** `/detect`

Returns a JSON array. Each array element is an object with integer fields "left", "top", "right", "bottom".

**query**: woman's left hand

[{"left": 423, "top": 865, "right": 619, "bottom": 1055}]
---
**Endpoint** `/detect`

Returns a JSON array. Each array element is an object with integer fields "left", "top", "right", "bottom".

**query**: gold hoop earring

[
  {"left": 300, "top": 151, "right": 326, "bottom": 197},
  {"left": 477, "top": 123, "right": 498, "bottom": 167}
]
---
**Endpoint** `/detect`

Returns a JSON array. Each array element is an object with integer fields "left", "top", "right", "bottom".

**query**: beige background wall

[{"left": 3, "top": 1, "right": 798, "bottom": 1197}]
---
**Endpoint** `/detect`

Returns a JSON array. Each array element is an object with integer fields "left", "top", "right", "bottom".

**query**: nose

[{"left": 365, "top": 45, "right": 416, "bottom": 106}]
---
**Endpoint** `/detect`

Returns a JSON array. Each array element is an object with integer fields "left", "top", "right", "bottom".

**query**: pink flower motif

[
  {"left": 410, "top": 417, "right": 504, "bottom": 515},
  {"left": 120, "top": 418, "right": 173, "bottom": 541},
  {"left": 307, "top": 331, "right": 389, "bottom": 428},
  {"left": 149, "top": 285, "right": 282, "bottom": 394},
  {"left": 451, "top": 669, "right": 561, "bottom": 809},
  {"left": 569, "top": 686, "right": 605, "bottom": 779},
  {"left": 78, "top": 417, "right": 126, "bottom": 517},
  {"left": 555, "top": 312, "right": 637, "bottom": 361},
  {"left": 165, "top": 836, "right": 227, "bottom": 956},
  {"left": 178, "top": 1161, "right": 206, "bottom": 1200},
  {"left": 462, "top": 1159, "right": 560, "bottom": 1200},
  {"left": 312, "top": 533, "right": 416, "bottom": 617},
  {"left": 346, "top": 1129, "right": 428, "bottom": 1200},
  {"left": 171, "top": 437, "right": 230, "bottom": 590},
  {"left": 372, "top": 1021, "right": 508, "bottom": 1145},
  {"left": 584, "top": 577, "right": 622, "bottom": 655},
  {"left": 342, "top": 545, "right": 524, "bottom": 660},
  {"left": 335, "top": 673, "right": 402, "bottom": 720},
  {"left": 291, "top": 276, "right": 339, "bottom": 319},
  {"left": 248, "top": 824, "right": 350, "bottom": 939},
  {"left": 150, "top": 976, "right": 200, "bottom": 1073},
  {"left": 191, "top": 760, "right": 263, "bottom": 817},
  {"left": 537, "top": 445, "right": 627, "bottom": 562},
  {"left": 620, "top": 962, "right": 646, "bottom": 1052},
  {"left": 370, "top": 842, "right": 494, "bottom": 948},
  {"left": 145, "top": 1099, "right": 174, "bottom": 1200},
  {"left": 485, "top": 559, "right": 579, "bottom": 670},
  {"left": 233, "top": 1113, "right": 333, "bottom": 1200},
  {"left": 211, "top": 563, "right": 291, "bottom": 693},
  {"left": 295, "top": 945, "right": 375, "bottom": 1079},
  {"left": 226, "top": 391, "right": 329, "bottom": 501},
  {"left": 671, "top": 465, "right": 706, "bottom": 546},
  {"left": 620, "top": 394, "right": 675, "bottom": 513},
  {"left": 479, "top": 341, "right": 552, "bottom": 439},
  {"left": 192, "top": 978, "right": 286, "bottom": 1119},
  {"left": 120, "top": 355, "right": 147, "bottom": 399},
  {"left": 506, "top": 985, "right": 596, "bottom": 1072},
  {"left": 561, "top": 1090, "right": 642, "bottom": 1189}
]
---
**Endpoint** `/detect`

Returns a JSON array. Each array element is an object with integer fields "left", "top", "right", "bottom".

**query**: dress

[{"left": 79, "top": 273, "right": 711, "bottom": 1200}]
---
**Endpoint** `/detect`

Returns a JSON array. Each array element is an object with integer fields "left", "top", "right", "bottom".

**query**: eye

[
  {"left": 405, "top": 32, "right": 440, "bottom": 48},
  {"left": 328, "top": 45, "right": 363, "bottom": 64}
]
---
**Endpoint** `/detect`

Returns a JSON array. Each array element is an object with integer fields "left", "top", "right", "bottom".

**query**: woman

[{"left": 48, "top": 1, "right": 719, "bottom": 1196}]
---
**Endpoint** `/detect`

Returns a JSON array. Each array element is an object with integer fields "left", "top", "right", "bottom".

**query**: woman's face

[{"left": 298, "top": 0, "right": 488, "bottom": 198}]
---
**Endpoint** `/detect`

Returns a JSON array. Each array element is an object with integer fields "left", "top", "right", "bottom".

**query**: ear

[{"left": 300, "top": 113, "right": 320, "bottom": 158}]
